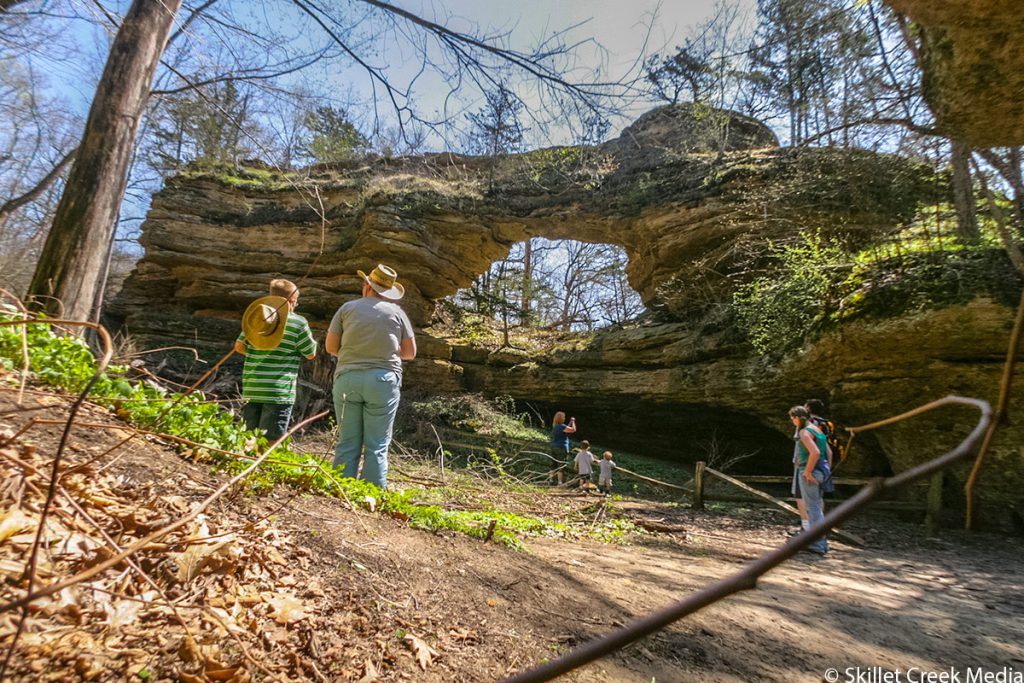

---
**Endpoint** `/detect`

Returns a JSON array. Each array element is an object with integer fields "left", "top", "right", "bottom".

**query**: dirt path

[
  {"left": 523, "top": 513, "right": 1024, "bottom": 681},
  {"left": 273, "top": 477, "right": 1024, "bottom": 682},
  {"left": 2, "top": 386, "right": 1022, "bottom": 682}
]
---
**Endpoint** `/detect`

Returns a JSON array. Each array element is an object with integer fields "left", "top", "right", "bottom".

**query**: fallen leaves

[
  {"left": 97, "top": 592, "right": 150, "bottom": 628},
  {"left": 0, "top": 438, "right": 326, "bottom": 682},
  {"left": 0, "top": 506, "right": 35, "bottom": 543},
  {"left": 403, "top": 633, "right": 440, "bottom": 670},
  {"left": 179, "top": 660, "right": 250, "bottom": 683},
  {"left": 268, "top": 593, "right": 308, "bottom": 625},
  {"left": 0, "top": 387, "right": 499, "bottom": 683}
]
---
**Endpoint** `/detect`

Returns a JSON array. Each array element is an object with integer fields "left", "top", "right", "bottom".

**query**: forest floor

[{"left": 1, "top": 384, "right": 1023, "bottom": 683}]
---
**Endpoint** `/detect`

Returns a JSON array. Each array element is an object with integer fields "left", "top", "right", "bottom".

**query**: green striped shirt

[{"left": 237, "top": 313, "right": 316, "bottom": 404}]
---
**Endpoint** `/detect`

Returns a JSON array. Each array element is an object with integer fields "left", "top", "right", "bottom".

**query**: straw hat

[
  {"left": 241, "top": 295, "right": 289, "bottom": 350},
  {"left": 358, "top": 264, "right": 405, "bottom": 301}
]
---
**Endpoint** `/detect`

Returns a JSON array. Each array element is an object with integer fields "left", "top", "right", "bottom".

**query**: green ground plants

[
  {"left": 733, "top": 231, "right": 843, "bottom": 356},
  {"left": 0, "top": 314, "right": 641, "bottom": 549}
]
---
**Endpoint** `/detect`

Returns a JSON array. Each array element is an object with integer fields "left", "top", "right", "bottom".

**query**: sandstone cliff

[{"left": 114, "top": 104, "right": 926, "bottom": 346}]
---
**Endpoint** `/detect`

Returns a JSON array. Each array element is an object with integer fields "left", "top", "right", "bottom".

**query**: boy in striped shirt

[{"left": 233, "top": 279, "right": 317, "bottom": 441}]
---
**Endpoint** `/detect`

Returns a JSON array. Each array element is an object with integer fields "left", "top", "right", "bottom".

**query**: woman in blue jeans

[
  {"left": 325, "top": 265, "right": 416, "bottom": 489},
  {"left": 789, "top": 405, "right": 830, "bottom": 555}
]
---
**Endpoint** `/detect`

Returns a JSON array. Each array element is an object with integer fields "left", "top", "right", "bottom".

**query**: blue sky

[
  {"left": 40, "top": 0, "right": 756, "bottom": 147},
  {"left": 329, "top": 0, "right": 758, "bottom": 144},
  {"left": 19, "top": 0, "right": 757, "bottom": 244}
]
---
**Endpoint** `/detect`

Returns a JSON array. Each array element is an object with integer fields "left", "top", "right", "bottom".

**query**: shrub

[{"left": 732, "top": 231, "right": 846, "bottom": 355}]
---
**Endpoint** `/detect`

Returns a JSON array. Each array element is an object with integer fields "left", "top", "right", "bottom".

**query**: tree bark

[
  {"left": 951, "top": 141, "right": 980, "bottom": 243},
  {"left": 520, "top": 239, "right": 533, "bottom": 325},
  {"left": 1008, "top": 147, "right": 1024, "bottom": 231},
  {"left": 26, "top": 0, "right": 182, "bottom": 320},
  {"left": 974, "top": 147, "right": 1024, "bottom": 233}
]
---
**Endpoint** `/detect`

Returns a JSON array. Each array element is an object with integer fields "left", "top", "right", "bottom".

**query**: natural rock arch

[
  {"left": 114, "top": 103, "right": 925, "bottom": 344},
  {"left": 111, "top": 104, "right": 1024, "bottom": 529}
]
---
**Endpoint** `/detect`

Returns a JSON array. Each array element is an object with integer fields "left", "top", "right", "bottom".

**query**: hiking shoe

[{"left": 801, "top": 545, "right": 828, "bottom": 556}]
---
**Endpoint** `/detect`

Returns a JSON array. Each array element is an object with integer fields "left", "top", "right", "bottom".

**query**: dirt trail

[
  {"left": 1, "top": 386, "right": 1022, "bottom": 682},
  {"left": 266, "top": 471, "right": 1024, "bottom": 682}
]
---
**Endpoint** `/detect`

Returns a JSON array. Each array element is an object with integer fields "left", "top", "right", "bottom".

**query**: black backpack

[{"left": 809, "top": 415, "right": 847, "bottom": 468}]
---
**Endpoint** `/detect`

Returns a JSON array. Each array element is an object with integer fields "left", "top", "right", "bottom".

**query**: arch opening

[{"left": 444, "top": 238, "right": 645, "bottom": 336}]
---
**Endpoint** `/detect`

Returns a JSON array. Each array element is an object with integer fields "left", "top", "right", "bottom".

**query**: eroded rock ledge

[{"left": 114, "top": 104, "right": 925, "bottom": 343}]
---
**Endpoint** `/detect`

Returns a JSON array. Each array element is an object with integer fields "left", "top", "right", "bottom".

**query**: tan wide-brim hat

[
  {"left": 358, "top": 264, "right": 405, "bottom": 301},
  {"left": 241, "top": 295, "right": 289, "bottom": 350}
]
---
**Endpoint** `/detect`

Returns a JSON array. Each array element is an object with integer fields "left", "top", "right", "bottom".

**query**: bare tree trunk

[
  {"left": 1007, "top": 147, "right": 1024, "bottom": 230},
  {"left": 951, "top": 141, "right": 980, "bottom": 243},
  {"left": 785, "top": 53, "right": 798, "bottom": 145},
  {"left": 520, "top": 238, "right": 533, "bottom": 325},
  {"left": 975, "top": 147, "right": 1024, "bottom": 234},
  {"left": 26, "top": 0, "right": 182, "bottom": 320},
  {"left": 495, "top": 257, "right": 511, "bottom": 348}
]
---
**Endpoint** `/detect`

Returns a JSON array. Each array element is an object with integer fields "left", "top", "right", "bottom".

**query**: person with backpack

[
  {"left": 789, "top": 405, "right": 830, "bottom": 555},
  {"left": 805, "top": 398, "right": 837, "bottom": 494}
]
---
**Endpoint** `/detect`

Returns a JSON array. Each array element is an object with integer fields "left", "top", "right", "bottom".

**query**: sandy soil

[{"left": 1, "top": 384, "right": 1022, "bottom": 682}]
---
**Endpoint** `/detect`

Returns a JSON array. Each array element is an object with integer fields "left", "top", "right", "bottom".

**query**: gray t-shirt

[
  {"left": 328, "top": 296, "right": 415, "bottom": 376},
  {"left": 597, "top": 459, "right": 616, "bottom": 480},
  {"left": 574, "top": 450, "right": 596, "bottom": 475}
]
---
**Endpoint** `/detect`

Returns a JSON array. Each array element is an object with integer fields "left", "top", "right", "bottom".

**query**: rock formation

[
  {"left": 114, "top": 104, "right": 925, "bottom": 344},
  {"left": 885, "top": 0, "right": 1024, "bottom": 146},
  {"left": 112, "top": 104, "right": 1022, "bottom": 529}
]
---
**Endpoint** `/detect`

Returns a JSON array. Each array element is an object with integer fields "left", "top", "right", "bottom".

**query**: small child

[
  {"left": 573, "top": 440, "right": 599, "bottom": 491},
  {"left": 597, "top": 451, "right": 617, "bottom": 494}
]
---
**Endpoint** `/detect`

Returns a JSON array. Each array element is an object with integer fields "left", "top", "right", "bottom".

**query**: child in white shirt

[
  {"left": 597, "top": 451, "right": 617, "bottom": 494},
  {"left": 573, "top": 440, "right": 598, "bottom": 491}
]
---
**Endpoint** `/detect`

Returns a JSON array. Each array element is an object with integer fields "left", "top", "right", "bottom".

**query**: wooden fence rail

[
  {"left": 415, "top": 431, "right": 945, "bottom": 540},
  {"left": 696, "top": 463, "right": 866, "bottom": 546}
]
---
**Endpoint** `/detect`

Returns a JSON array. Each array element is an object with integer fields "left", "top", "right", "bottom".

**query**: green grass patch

[{"left": 0, "top": 313, "right": 641, "bottom": 549}]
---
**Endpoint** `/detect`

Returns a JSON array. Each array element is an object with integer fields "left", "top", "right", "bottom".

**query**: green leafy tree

[
  {"left": 645, "top": 45, "right": 714, "bottom": 104},
  {"left": 465, "top": 83, "right": 526, "bottom": 158},
  {"left": 747, "top": 0, "right": 873, "bottom": 145},
  {"left": 300, "top": 105, "right": 369, "bottom": 164},
  {"left": 145, "top": 79, "right": 261, "bottom": 174},
  {"left": 733, "top": 232, "right": 845, "bottom": 355}
]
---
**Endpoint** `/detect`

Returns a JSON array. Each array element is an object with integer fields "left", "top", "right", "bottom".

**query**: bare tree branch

[
  {"left": 168, "top": 0, "right": 219, "bottom": 46},
  {"left": 0, "top": 146, "right": 76, "bottom": 228},
  {"left": 797, "top": 116, "right": 938, "bottom": 147},
  {"left": 150, "top": 48, "right": 331, "bottom": 95}
]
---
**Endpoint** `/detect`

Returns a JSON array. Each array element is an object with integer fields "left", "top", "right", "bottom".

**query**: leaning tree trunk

[
  {"left": 1006, "top": 147, "right": 1024, "bottom": 232},
  {"left": 26, "top": 0, "right": 182, "bottom": 321},
  {"left": 951, "top": 140, "right": 980, "bottom": 244}
]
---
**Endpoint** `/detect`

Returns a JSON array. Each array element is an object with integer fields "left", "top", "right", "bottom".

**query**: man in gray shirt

[{"left": 325, "top": 264, "right": 416, "bottom": 489}]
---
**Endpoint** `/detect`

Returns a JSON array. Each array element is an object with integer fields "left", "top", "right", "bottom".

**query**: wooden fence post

[
  {"left": 693, "top": 461, "right": 706, "bottom": 510},
  {"left": 925, "top": 470, "right": 944, "bottom": 536}
]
